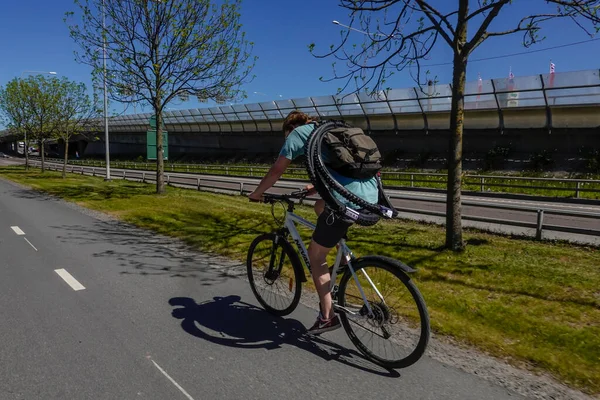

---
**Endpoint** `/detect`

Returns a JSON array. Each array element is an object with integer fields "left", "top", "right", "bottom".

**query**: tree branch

[{"left": 414, "top": 0, "right": 455, "bottom": 47}]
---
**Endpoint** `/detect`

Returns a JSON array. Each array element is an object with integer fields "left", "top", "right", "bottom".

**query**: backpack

[{"left": 316, "top": 122, "right": 383, "bottom": 180}]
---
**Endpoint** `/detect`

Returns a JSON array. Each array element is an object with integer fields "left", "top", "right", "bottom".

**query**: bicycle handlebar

[{"left": 249, "top": 189, "right": 310, "bottom": 204}]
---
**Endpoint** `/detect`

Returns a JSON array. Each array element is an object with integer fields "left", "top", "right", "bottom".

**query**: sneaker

[{"left": 307, "top": 313, "right": 341, "bottom": 335}]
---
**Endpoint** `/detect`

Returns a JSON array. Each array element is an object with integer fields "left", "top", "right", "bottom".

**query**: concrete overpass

[{"left": 2, "top": 69, "right": 599, "bottom": 167}]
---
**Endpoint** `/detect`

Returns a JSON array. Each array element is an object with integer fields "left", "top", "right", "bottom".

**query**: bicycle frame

[{"left": 279, "top": 208, "right": 384, "bottom": 317}]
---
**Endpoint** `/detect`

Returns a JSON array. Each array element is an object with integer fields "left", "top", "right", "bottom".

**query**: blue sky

[{"left": 0, "top": 0, "right": 598, "bottom": 116}]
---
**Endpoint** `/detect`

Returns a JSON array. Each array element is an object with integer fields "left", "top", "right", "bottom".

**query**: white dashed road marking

[
  {"left": 24, "top": 238, "right": 38, "bottom": 251},
  {"left": 149, "top": 358, "right": 195, "bottom": 400},
  {"left": 54, "top": 269, "right": 86, "bottom": 291},
  {"left": 11, "top": 226, "right": 25, "bottom": 235}
]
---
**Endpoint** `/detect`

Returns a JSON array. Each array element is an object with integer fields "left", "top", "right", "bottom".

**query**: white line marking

[
  {"left": 24, "top": 238, "right": 38, "bottom": 251},
  {"left": 11, "top": 226, "right": 25, "bottom": 235},
  {"left": 54, "top": 269, "right": 86, "bottom": 291},
  {"left": 150, "top": 359, "right": 195, "bottom": 400}
]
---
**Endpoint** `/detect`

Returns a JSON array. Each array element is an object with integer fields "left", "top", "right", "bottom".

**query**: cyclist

[{"left": 248, "top": 110, "right": 379, "bottom": 334}]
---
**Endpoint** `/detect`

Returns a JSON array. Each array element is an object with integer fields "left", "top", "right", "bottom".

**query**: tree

[
  {"left": 0, "top": 79, "right": 34, "bottom": 170},
  {"left": 0, "top": 75, "right": 62, "bottom": 172},
  {"left": 311, "top": 0, "right": 599, "bottom": 251},
  {"left": 24, "top": 75, "right": 63, "bottom": 173},
  {"left": 66, "top": 0, "right": 256, "bottom": 194},
  {"left": 54, "top": 79, "right": 98, "bottom": 178}
]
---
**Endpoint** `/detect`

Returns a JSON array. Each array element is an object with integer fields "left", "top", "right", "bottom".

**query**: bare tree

[
  {"left": 66, "top": 0, "right": 256, "bottom": 194},
  {"left": 311, "top": 0, "right": 599, "bottom": 251}
]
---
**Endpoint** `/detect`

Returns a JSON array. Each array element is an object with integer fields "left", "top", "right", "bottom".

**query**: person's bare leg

[
  {"left": 308, "top": 239, "right": 335, "bottom": 320},
  {"left": 314, "top": 199, "right": 325, "bottom": 217},
  {"left": 313, "top": 199, "right": 345, "bottom": 263}
]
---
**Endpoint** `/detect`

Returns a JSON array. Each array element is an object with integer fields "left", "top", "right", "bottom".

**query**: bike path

[{"left": 0, "top": 177, "right": 526, "bottom": 399}]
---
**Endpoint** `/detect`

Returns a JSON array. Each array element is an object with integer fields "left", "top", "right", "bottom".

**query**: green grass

[
  {"left": 61, "top": 158, "right": 600, "bottom": 199},
  {"left": 1, "top": 165, "right": 599, "bottom": 394}
]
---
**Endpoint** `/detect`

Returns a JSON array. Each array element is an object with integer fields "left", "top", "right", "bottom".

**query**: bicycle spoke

[
  {"left": 247, "top": 235, "right": 301, "bottom": 316},
  {"left": 339, "top": 262, "right": 429, "bottom": 368}
]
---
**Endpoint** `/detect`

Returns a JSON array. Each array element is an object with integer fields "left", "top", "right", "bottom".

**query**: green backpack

[{"left": 317, "top": 122, "right": 383, "bottom": 180}]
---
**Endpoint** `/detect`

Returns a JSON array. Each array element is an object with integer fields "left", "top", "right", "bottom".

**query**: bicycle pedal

[{"left": 331, "top": 285, "right": 339, "bottom": 300}]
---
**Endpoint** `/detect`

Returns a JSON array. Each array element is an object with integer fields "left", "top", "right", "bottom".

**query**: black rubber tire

[
  {"left": 337, "top": 259, "right": 430, "bottom": 369},
  {"left": 304, "top": 120, "right": 382, "bottom": 226},
  {"left": 312, "top": 133, "right": 381, "bottom": 215},
  {"left": 246, "top": 233, "right": 302, "bottom": 316}
]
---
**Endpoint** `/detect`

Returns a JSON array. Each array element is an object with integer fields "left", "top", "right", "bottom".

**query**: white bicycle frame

[{"left": 279, "top": 208, "right": 386, "bottom": 317}]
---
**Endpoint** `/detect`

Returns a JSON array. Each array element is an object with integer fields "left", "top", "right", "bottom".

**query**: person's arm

[{"left": 248, "top": 156, "right": 291, "bottom": 201}]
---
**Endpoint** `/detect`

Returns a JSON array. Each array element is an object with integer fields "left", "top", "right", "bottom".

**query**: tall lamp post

[
  {"left": 102, "top": 0, "right": 111, "bottom": 181},
  {"left": 19, "top": 71, "right": 57, "bottom": 164}
]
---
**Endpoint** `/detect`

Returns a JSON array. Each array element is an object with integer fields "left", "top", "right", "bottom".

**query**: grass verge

[{"left": 1, "top": 166, "right": 599, "bottom": 394}]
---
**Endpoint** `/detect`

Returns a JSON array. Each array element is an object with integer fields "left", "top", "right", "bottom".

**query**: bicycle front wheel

[
  {"left": 337, "top": 258, "right": 430, "bottom": 368},
  {"left": 246, "top": 233, "right": 302, "bottom": 316}
]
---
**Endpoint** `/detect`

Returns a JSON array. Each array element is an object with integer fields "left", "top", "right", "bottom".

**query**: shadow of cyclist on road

[{"left": 169, "top": 295, "right": 400, "bottom": 378}]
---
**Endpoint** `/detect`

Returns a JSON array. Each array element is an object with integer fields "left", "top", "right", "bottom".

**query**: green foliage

[
  {"left": 482, "top": 144, "right": 512, "bottom": 171},
  {"left": 579, "top": 146, "right": 600, "bottom": 173},
  {"left": 0, "top": 76, "right": 61, "bottom": 143},
  {"left": 528, "top": 149, "right": 557, "bottom": 172}
]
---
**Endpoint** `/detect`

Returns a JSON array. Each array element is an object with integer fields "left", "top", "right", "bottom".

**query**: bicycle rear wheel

[
  {"left": 337, "top": 258, "right": 430, "bottom": 368},
  {"left": 246, "top": 233, "right": 302, "bottom": 316}
]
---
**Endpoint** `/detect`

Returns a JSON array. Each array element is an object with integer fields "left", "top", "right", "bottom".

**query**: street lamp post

[
  {"left": 19, "top": 71, "right": 57, "bottom": 167},
  {"left": 102, "top": 0, "right": 111, "bottom": 181}
]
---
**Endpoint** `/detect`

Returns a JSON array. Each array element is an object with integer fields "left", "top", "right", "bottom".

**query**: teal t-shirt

[{"left": 279, "top": 124, "right": 379, "bottom": 209}]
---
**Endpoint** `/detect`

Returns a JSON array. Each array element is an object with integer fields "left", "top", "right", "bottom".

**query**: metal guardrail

[
  {"left": 47, "top": 158, "right": 600, "bottom": 199},
  {"left": 32, "top": 160, "right": 600, "bottom": 242}
]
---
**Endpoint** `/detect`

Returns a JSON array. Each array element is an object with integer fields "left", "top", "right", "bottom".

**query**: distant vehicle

[{"left": 0, "top": 152, "right": 10, "bottom": 158}]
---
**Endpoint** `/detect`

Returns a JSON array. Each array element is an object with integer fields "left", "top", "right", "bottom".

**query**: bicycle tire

[
  {"left": 337, "top": 258, "right": 430, "bottom": 368},
  {"left": 312, "top": 134, "right": 381, "bottom": 215},
  {"left": 246, "top": 233, "right": 303, "bottom": 316},
  {"left": 304, "top": 122, "right": 381, "bottom": 226}
]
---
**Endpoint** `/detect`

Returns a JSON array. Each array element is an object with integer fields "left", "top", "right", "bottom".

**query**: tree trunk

[
  {"left": 445, "top": 0, "right": 469, "bottom": 252},
  {"left": 40, "top": 139, "right": 45, "bottom": 173},
  {"left": 155, "top": 108, "right": 165, "bottom": 194},
  {"left": 24, "top": 135, "right": 29, "bottom": 171},
  {"left": 63, "top": 138, "right": 69, "bottom": 179}
]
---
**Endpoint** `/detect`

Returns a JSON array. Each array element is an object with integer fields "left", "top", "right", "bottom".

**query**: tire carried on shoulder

[{"left": 304, "top": 120, "right": 398, "bottom": 227}]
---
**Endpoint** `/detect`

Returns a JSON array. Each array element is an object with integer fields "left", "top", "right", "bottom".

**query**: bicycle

[{"left": 246, "top": 189, "right": 430, "bottom": 368}]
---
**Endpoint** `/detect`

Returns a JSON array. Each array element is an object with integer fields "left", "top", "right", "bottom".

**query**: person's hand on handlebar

[
  {"left": 304, "top": 184, "right": 317, "bottom": 196},
  {"left": 248, "top": 190, "right": 263, "bottom": 203}
]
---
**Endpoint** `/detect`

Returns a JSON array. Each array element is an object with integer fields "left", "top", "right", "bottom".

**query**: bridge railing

[{"left": 105, "top": 69, "right": 600, "bottom": 133}]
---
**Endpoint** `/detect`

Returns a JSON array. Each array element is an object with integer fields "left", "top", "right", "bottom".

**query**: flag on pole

[
  {"left": 508, "top": 67, "right": 515, "bottom": 91},
  {"left": 476, "top": 73, "right": 483, "bottom": 108},
  {"left": 549, "top": 60, "right": 556, "bottom": 88}
]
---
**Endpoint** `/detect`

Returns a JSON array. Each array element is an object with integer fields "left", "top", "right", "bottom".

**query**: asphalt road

[{"left": 0, "top": 176, "right": 530, "bottom": 399}]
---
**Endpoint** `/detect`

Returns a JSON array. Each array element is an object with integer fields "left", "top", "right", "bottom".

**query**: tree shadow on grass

[
  {"left": 9, "top": 182, "right": 150, "bottom": 201},
  {"left": 169, "top": 294, "right": 401, "bottom": 378},
  {"left": 420, "top": 269, "right": 597, "bottom": 308}
]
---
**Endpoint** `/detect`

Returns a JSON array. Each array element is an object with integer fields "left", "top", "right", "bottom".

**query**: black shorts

[{"left": 312, "top": 208, "right": 355, "bottom": 248}]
